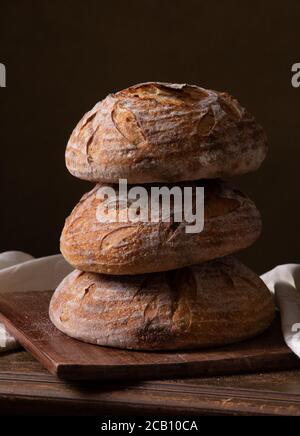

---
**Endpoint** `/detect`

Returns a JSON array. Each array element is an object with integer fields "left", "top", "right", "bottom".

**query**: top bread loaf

[{"left": 66, "top": 82, "right": 267, "bottom": 183}]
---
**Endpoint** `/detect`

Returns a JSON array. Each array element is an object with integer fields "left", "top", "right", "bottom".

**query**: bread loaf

[
  {"left": 65, "top": 82, "right": 267, "bottom": 183},
  {"left": 49, "top": 257, "right": 275, "bottom": 351},
  {"left": 60, "top": 180, "right": 262, "bottom": 275}
]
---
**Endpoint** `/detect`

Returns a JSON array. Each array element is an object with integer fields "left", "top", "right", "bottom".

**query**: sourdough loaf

[
  {"left": 49, "top": 257, "right": 275, "bottom": 351},
  {"left": 66, "top": 82, "right": 267, "bottom": 183},
  {"left": 60, "top": 180, "right": 262, "bottom": 275}
]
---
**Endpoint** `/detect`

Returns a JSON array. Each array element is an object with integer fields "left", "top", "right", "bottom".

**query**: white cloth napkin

[
  {"left": 0, "top": 252, "right": 300, "bottom": 358},
  {"left": 261, "top": 264, "right": 300, "bottom": 357},
  {"left": 0, "top": 251, "right": 73, "bottom": 352}
]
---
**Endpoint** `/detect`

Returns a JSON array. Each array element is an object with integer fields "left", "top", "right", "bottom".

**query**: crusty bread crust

[
  {"left": 66, "top": 82, "right": 267, "bottom": 183},
  {"left": 49, "top": 257, "right": 275, "bottom": 351},
  {"left": 60, "top": 180, "right": 262, "bottom": 275}
]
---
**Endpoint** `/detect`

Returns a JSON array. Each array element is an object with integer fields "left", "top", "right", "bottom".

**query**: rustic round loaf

[
  {"left": 49, "top": 257, "right": 275, "bottom": 351},
  {"left": 60, "top": 180, "right": 262, "bottom": 275},
  {"left": 65, "top": 82, "right": 267, "bottom": 183}
]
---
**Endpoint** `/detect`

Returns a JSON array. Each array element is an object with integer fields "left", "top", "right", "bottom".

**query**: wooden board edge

[{"left": 0, "top": 311, "right": 59, "bottom": 377}]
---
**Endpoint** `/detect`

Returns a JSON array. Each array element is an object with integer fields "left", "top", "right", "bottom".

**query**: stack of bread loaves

[{"left": 50, "top": 82, "right": 275, "bottom": 351}]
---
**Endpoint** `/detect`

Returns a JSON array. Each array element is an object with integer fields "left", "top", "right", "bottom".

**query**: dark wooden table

[{"left": 1, "top": 350, "right": 300, "bottom": 415}]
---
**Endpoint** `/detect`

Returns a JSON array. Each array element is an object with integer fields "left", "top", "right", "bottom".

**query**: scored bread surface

[
  {"left": 60, "top": 180, "right": 262, "bottom": 275},
  {"left": 66, "top": 82, "right": 267, "bottom": 183},
  {"left": 49, "top": 257, "right": 275, "bottom": 351}
]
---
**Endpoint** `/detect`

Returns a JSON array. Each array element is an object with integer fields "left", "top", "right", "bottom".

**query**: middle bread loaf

[{"left": 61, "top": 180, "right": 261, "bottom": 275}]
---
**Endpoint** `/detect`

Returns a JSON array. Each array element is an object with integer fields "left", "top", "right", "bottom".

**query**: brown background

[{"left": 0, "top": 0, "right": 299, "bottom": 274}]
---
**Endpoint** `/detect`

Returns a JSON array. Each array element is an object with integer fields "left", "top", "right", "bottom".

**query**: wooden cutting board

[{"left": 0, "top": 290, "right": 299, "bottom": 381}]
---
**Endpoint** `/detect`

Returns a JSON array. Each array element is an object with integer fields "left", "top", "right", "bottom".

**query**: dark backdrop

[{"left": 0, "top": 0, "right": 299, "bottom": 274}]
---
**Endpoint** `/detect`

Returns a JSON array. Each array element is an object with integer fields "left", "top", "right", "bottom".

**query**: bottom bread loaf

[{"left": 49, "top": 256, "right": 275, "bottom": 351}]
